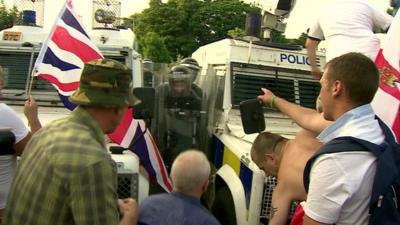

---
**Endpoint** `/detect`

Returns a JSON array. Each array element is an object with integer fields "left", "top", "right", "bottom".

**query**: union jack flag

[
  {"left": 34, "top": 0, "right": 102, "bottom": 109},
  {"left": 108, "top": 109, "right": 172, "bottom": 192},
  {"left": 34, "top": 0, "right": 172, "bottom": 192}
]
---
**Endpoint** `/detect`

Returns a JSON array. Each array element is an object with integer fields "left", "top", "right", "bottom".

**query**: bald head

[{"left": 170, "top": 150, "right": 210, "bottom": 195}]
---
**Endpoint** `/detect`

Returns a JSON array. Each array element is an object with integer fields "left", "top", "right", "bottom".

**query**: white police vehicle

[{"left": 191, "top": 38, "right": 325, "bottom": 225}]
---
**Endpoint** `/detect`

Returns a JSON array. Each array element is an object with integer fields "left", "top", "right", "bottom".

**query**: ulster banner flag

[{"left": 372, "top": 13, "right": 400, "bottom": 141}]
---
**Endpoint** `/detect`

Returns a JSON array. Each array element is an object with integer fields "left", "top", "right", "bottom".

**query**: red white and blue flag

[
  {"left": 372, "top": 12, "right": 400, "bottom": 141},
  {"left": 34, "top": 0, "right": 102, "bottom": 110},
  {"left": 108, "top": 109, "right": 172, "bottom": 192},
  {"left": 34, "top": 0, "right": 172, "bottom": 192}
]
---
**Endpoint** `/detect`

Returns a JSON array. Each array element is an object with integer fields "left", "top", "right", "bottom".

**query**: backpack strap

[
  {"left": 375, "top": 116, "right": 397, "bottom": 144},
  {"left": 303, "top": 116, "right": 398, "bottom": 206},
  {"left": 303, "top": 136, "right": 376, "bottom": 192}
]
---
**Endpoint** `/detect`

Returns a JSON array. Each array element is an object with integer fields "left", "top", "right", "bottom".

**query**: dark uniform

[{"left": 153, "top": 65, "right": 205, "bottom": 169}]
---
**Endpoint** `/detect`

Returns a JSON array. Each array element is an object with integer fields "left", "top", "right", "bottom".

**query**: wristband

[{"left": 270, "top": 95, "right": 277, "bottom": 108}]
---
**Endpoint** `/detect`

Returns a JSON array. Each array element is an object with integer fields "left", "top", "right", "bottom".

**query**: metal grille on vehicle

[
  {"left": 231, "top": 62, "right": 320, "bottom": 109},
  {"left": 260, "top": 176, "right": 298, "bottom": 220},
  {"left": 117, "top": 173, "right": 139, "bottom": 199}
]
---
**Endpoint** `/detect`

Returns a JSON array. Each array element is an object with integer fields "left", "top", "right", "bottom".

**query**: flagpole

[{"left": 27, "top": 70, "right": 35, "bottom": 96}]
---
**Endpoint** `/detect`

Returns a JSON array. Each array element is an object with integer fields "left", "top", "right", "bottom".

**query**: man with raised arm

[
  {"left": 0, "top": 65, "right": 41, "bottom": 224},
  {"left": 269, "top": 53, "right": 384, "bottom": 225}
]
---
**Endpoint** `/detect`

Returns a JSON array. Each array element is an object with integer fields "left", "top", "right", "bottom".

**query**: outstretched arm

[
  {"left": 257, "top": 88, "right": 331, "bottom": 134},
  {"left": 305, "top": 38, "right": 322, "bottom": 80}
]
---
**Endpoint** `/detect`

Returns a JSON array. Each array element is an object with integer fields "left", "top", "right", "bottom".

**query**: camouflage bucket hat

[{"left": 69, "top": 58, "right": 141, "bottom": 107}]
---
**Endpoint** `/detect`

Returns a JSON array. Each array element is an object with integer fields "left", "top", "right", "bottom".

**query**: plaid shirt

[{"left": 3, "top": 106, "right": 120, "bottom": 225}]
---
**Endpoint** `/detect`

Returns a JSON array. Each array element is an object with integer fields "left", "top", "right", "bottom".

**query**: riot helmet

[
  {"left": 168, "top": 65, "right": 192, "bottom": 96},
  {"left": 180, "top": 57, "right": 201, "bottom": 82},
  {"left": 143, "top": 68, "right": 154, "bottom": 87}
]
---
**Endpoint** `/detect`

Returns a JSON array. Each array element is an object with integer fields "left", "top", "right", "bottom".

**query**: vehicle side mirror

[
  {"left": 239, "top": 99, "right": 265, "bottom": 134},
  {"left": 133, "top": 87, "right": 155, "bottom": 119}
]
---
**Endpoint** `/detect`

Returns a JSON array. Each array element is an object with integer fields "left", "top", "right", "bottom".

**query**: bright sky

[{"left": 3, "top": 0, "right": 391, "bottom": 38}]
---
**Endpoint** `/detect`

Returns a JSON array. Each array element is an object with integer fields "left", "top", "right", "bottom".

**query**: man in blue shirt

[{"left": 138, "top": 150, "right": 220, "bottom": 225}]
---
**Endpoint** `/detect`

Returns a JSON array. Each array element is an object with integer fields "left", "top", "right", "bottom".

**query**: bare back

[{"left": 277, "top": 129, "right": 322, "bottom": 201}]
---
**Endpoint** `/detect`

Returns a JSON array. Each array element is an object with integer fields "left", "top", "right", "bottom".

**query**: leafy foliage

[
  {"left": 126, "top": 0, "right": 257, "bottom": 62},
  {"left": 0, "top": 3, "right": 20, "bottom": 31},
  {"left": 290, "top": 32, "right": 308, "bottom": 47},
  {"left": 142, "top": 32, "right": 171, "bottom": 63},
  {"left": 270, "top": 29, "right": 289, "bottom": 44},
  {"left": 227, "top": 27, "right": 245, "bottom": 38},
  {"left": 387, "top": 8, "right": 394, "bottom": 16},
  {"left": 190, "top": 0, "right": 257, "bottom": 47},
  {"left": 125, "top": 0, "right": 308, "bottom": 61}
]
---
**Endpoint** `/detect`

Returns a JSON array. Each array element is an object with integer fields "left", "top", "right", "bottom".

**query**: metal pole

[
  {"left": 247, "top": 40, "right": 253, "bottom": 63},
  {"left": 25, "top": 45, "right": 36, "bottom": 96}
]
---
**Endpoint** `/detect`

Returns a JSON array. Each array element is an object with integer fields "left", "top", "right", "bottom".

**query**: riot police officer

[{"left": 153, "top": 65, "right": 204, "bottom": 169}]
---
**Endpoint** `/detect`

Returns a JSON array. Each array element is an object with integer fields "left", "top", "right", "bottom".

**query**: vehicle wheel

[{"left": 211, "top": 186, "right": 236, "bottom": 225}]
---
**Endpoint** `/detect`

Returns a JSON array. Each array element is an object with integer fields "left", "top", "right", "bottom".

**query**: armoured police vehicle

[
  {"left": 187, "top": 1, "right": 326, "bottom": 224},
  {"left": 191, "top": 37, "right": 325, "bottom": 225}
]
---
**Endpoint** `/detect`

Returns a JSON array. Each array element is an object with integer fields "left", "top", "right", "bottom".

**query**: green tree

[
  {"left": 149, "top": 0, "right": 162, "bottom": 8},
  {"left": 129, "top": 0, "right": 193, "bottom": 60},
  {"left": 227, "top": 27, "right": 245, "bottom": 38},
  {"left": 270, "top": 29, "right": 289, "bottom": 44},
  {"left": 387, "top": 8, "right": 394, "bottom": 16},
  {"left": 190, "top": 0, "right": 257, "bottom": 47},
  {"left": 269, "top": 29, "right": 308, "bottom": 47},
  {"left": 290, "top": 32, "right": 308, "bottom": 47},
  {"left": 129, "top": 0, "right": 258, "bottom": 61},
  {"left": 142, "top": 32, "right": 171, "bottom": 63},
  {"left": 0, "top": 2, "right": 19, "bottom": 31}
]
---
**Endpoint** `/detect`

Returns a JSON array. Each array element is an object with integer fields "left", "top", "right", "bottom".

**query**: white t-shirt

[
  {"left": 0, "top": 103, "right": 29, "bottom": 209},
  {"left": 305, "top": 105, "right": 385, "bottom": 225},
  {"left": 308, "top": 0, "right": 393, "bottom": 61},
  {"left": 305, "top": 152, "right": 376, "bottom": 225}
]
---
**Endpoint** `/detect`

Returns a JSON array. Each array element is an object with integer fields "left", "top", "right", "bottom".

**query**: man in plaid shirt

[{"left": 3, "top": 59, "right": 140, "bottom": 225}]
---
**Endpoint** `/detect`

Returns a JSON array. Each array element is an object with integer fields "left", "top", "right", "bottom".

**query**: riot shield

[{"left": 152, "top": 66, "right": 212, "bottom": 169}]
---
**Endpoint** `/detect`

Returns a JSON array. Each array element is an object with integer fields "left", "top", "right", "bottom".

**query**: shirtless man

[
  {"left": 251, "top": 130, "right": 322, "bottom": 225},
  {"left": 252, "top": 87, "right": 329, "bottom": 225}
]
